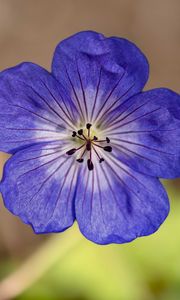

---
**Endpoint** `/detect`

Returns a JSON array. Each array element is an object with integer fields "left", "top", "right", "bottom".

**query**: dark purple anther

[
  {"left": 87, "top": 159, "right": 94, "bottom": 171},
  {"left": 66, "top": 148, "right": 76, "bottom": 155},
  {"left": 104, "top": 146, "right": 112, "bottom": 152}
]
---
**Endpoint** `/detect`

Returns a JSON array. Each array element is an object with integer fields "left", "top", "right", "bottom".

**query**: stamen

[
  {"left": 87, "top": 159, "right": 94, "bottom": 171},
  {"left": 89, "top": 141, "right": 93, "bottom": 169},
  {"left": 76, "top": 147, "right": 86, "bottom": 162},
  {"left": 93, "top": 143, "right": 112, "bottom": 152},
  {"left": 92, "top": 145, "right": 104, "bottom": 163},
  {"left": 104, "top": 146, "right": 112, "bottom": 152},
  {"left": 86, "top": 123, "right": 92, "bottom": 129},
  {"left": 66, "top": 144, "right": 85, "bottom": 155},
  {"left": 66, "top": 148, "right": 76, "bottom": 155},
  {"left": 72, "top": 131, "right": 76, "bottom": 137},
  {"left": 78, "top": 128, "right": 88, "bottom": 140},
  {"left": 78, "top": 129, "right": 83, "bottom": 135},
  {"left": 94, "top": 137, "right": 110, "bottom": 143},
  {"left": 93, "top": 136, "right": 98, "bottom": 141},
  {"left": 86, "top": 123, "right": 92, "bottom": 137},
  {"left": 72, "top": 131, "right": 84, "bottom": 141}
]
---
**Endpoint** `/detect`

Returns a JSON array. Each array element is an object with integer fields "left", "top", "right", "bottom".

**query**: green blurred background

[{"left": 0, "top": 0, "right": 179, "bottom": 299}]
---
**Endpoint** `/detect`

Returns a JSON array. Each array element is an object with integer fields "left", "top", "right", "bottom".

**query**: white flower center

[{"left": 66, "top": 123, "right": 112, "bottom": 170}]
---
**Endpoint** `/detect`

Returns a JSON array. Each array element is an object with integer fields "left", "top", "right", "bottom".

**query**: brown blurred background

[{"left": 0, "top": 1, "right": 179, "bottom": 299}]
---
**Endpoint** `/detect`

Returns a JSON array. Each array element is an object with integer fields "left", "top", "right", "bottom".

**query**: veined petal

[
  {"left": 75, "top": 154, "right": 169, "bottom": 245},
  {"left": 0, "top": 143, "right": 78, "bottom": 233},
  {"left": 52, "top": 31, "right": 149, "bottom": 126},
  {"left": 0, "top": 62, "right": 79, "bottom": 154},
  {"left": 102, "top": 89, "right": 180, "bottom": 178},
  {"left": 150, "top": 88, "right": 180, "bottom": 120}
]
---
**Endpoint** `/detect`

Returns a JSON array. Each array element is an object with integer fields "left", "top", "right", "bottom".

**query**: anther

[
  {"left": 78, "top": 129, "right": 83, "bottom": 135},
  {"left": 99, "top": 158, "right": 104, "bottom": 163},
  {"left": 72, "top": 131, "right": 76, "bottom": 137},
  {"left": 77, "top": 158, "right": 84, "bottom": 163},
  {"left": 93, "top": 136, "right": 98, "bottom": 141},
  {"left": 66, "top": 148, "right": 76, "bottom": 155},
  {"left": 86, "top": 123, "right": 92, "bottom": 129},
  {"left": 87, "top": 159, "right": 94, "bottom": 171},
  {"left": 103, "top": 146, "right": 112, "bottom": 152},
  {"left": 106, "top": 137, "right": 110, "bottom": 143}
]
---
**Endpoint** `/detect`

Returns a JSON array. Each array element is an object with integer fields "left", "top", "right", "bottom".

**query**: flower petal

[
  {"left": 52, "top": 31, "right": 149, "bottom": 125},
  {"left": 151, "top": 88, "right": 180, "bottom": 120},
  {"left": 75, "top": 156, "right": 169, "bottom": 245},
  {"left": 0, "top": 62, "right": 78, "bottom": 154},
  {"left": 103, "top": 89, "right": 180, "bottom": 178},
  {"left": 0, "top": 143, "right": 78, "bottom": 233}
]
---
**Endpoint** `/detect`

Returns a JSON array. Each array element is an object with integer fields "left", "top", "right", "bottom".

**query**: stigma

[{"left": 66, "top": 123, "right": 112, "bottom": 171}]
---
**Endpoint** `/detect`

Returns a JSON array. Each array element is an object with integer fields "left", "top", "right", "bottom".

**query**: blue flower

[{"left": 0, "top": 31, "right": 180, "bottom": 245}]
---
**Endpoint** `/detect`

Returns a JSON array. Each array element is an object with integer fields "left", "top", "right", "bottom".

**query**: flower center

[{"left": 66, "top": 123, "right": 112, "bottom": 171}]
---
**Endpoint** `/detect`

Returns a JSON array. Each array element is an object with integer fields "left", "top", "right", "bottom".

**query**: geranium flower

[{"left": 0, "top": 31, "right": 180, "bottom": 245}]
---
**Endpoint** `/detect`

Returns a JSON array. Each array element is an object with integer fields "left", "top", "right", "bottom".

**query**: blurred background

[{"left": 0, "top": 0, "right": 179, "bottom": 299}]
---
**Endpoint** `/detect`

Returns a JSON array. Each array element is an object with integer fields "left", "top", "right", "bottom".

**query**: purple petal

[
  {"left": 0, "top": 62, "right": 78, "bottom": 154},
  {"left": 148, "top": 88, "right": 180, "bottom": 120},
  {"left": 103, "top": 89, "right": 180, "bottom": 178},
  {"left": 52, "top": 31, "right": 149, "bottom": 125},
  {"left": 75, "top": 156, "right": 169, "bottom": 244},
  {"left": 0, "top": 143, "right": 78, "bottom": 233}
]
